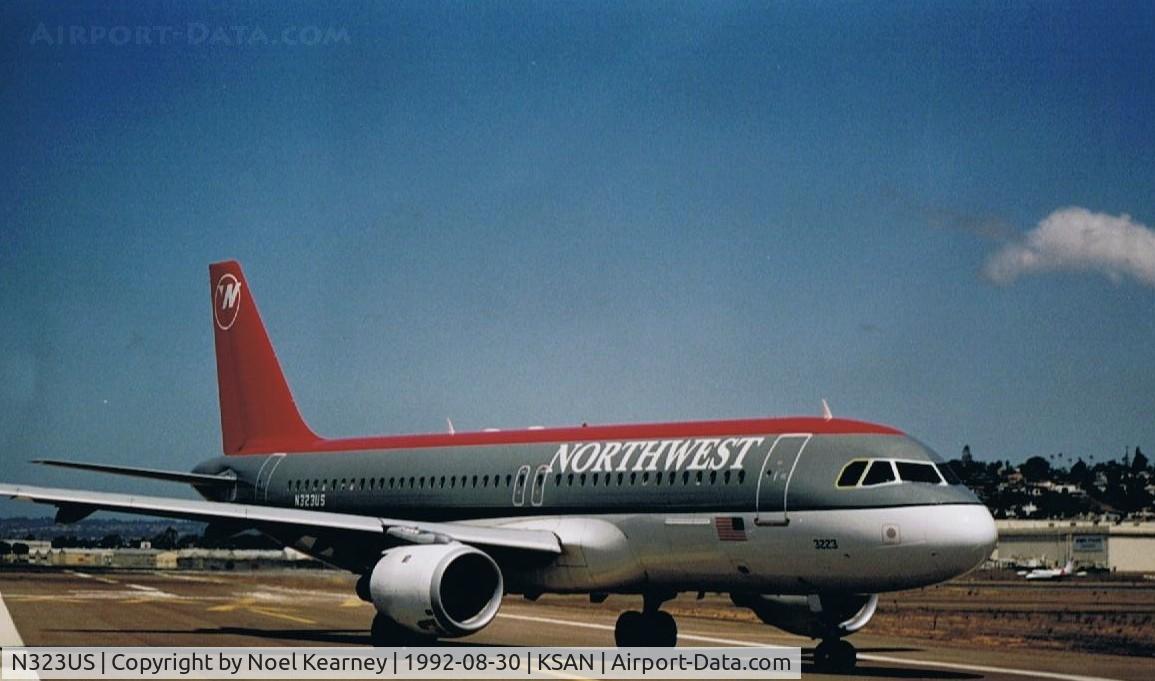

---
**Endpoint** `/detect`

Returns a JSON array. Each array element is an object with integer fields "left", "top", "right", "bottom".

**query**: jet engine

[
  {"left": 731, "top": 592, "right": 878, "bottom": 638},
  {"left": 369, "top": 543, "right": 504, "bottom": 637}
]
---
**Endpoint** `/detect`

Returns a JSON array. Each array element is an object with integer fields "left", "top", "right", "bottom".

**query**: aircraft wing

[{"left": 0, "top": 483, "right": 562, "bottom": 555}]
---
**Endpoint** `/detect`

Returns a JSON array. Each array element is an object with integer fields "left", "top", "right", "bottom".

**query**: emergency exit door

[{"left": 754, "top": 435, "right": 811, "bottom": 526}]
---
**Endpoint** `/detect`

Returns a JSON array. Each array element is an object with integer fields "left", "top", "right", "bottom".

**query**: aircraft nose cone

[{"left": 944, "top": 505, "right": 998, "bottom": 575}]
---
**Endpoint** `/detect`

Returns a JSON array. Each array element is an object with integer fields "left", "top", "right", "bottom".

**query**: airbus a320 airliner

[{"left": 0, "top": 261, "right": 996, "bottom": 671}]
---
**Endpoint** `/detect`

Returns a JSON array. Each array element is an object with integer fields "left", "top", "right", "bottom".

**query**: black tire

[
  {"left": 832, "top": 639, "right": 857, "bottom": 671},
  {"left": 813, "top": 639, "right": 856, "bottom": 672},
  {"left": 614, "top": 610, "right": 645, "bottom": 647},
  {"left": 812, "top": 640, "right": 834, "bottom": 671},
  {"left": 649, "top": 611, "right": 678, "bottom": 647}
]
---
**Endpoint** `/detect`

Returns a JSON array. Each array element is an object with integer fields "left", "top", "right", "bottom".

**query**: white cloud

[{"left": 983, "top": 207, "right": 1155, "bottom": 287}]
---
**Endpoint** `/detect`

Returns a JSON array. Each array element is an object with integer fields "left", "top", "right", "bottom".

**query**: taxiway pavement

[{"left": 0, "top": 569, "right": 1149, "bottom": 681}]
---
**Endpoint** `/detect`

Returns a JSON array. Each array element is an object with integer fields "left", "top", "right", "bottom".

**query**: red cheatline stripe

[{"left": 235, "top": 416, "right": 902, "bottom": 455}]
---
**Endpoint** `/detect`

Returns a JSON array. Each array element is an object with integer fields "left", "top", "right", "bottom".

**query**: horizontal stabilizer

[{"left": 31, "top": 460, "right": 237, "bottom": 487}]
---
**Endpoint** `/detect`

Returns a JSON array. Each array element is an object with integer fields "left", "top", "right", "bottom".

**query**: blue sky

[{"left": 1, "top": 2, "right": 1153, "bottom": 514}]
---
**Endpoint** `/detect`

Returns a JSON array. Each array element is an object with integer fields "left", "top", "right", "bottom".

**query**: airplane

[
  {"left": 1023, "top": 559, "right": 1075, "bottom": 580},
  {"left": 0, "top": 260, "right": 998, "bottom": 672}
]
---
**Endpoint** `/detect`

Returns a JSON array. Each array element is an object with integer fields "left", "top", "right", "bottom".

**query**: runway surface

[{"left": 0, "top": 569, "right": 1150, "bottom": 681}]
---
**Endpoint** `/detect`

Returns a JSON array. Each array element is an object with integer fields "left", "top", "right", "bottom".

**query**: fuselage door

[
  {"left": 529, "top": 464, "right": 549, "bottom": 506},
  {"left": 255, "top": 453, "right": 286, "bottom": 503},
  {"left": 512, "top": 464, "right": 531, "bottom": 506},
  {"left": 754, "top": 434, "right": 811, "bottom": 526}
]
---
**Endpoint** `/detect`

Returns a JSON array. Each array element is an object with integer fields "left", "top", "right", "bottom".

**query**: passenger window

[
  {"left": 836, "top": 461, "right": 868, "bottom": 488},
  {"left": 896, "top": 461, "right": 943, "bottom": 484},
  {"left": 862, "top": 460, "right": 896, "bottom": 486}
]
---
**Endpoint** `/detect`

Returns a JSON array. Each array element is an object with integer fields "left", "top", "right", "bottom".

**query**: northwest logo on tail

[{"left": 214, "top": 273, "right": 242, "bottom": 330}]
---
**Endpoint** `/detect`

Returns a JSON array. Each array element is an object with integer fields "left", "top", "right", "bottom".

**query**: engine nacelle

[
  {"left": 369, "top": 543, "right": 504, "bottom": 638},
  {"left": 731, "top": 593, "right": 878, "bottom": 639}
]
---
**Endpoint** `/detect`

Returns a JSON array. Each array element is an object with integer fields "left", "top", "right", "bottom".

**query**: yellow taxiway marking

[
  {"left": 207, "top": 597, "right": 257, "bottom": 612},
  {"left": 7, "top": 595, "right": 85, "bottom": 604},
  {"left": 248, "top": 607, "right": 316, "bottom": 625},
  {"left": 207, "top": 597, "right": 316, "bottom": 624},
  {"left": 340, "top": 597, "right": 367, "bottom": 608}
]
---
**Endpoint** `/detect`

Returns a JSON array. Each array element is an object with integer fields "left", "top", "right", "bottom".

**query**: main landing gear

[
  {"left": 812, "top": 638, "right": 857, "bottom": 672},
  {"left": 614, "top": 592, "right": 678, "bottom": 647}
]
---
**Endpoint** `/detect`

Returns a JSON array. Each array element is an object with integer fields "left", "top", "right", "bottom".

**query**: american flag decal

[{"left": 715, "top": 516, "right": 747, "bottom": 541}]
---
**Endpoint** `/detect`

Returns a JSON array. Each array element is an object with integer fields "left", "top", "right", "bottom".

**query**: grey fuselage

[{"left": 191, "top": 430, "right": 996, "bottom": 597}]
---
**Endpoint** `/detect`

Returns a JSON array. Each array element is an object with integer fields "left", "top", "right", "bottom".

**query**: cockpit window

[
  {"left": 861, "top": 460, "right": 896, "bottom": 486},
  {"left": 937, "top": 463, "right": 963, "bottom": 485},
  {"left": 836, "top": 460, "right": 868, "bottom": 487},
  {"left": 896, "top": 461, "right": 943, "bottom": 484}
]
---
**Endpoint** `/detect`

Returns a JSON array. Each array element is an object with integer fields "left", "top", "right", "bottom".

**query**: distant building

[
  {"left": 2, "top": 544, "right": 322, "bottom": 571},
  {"left": 994, "top": 520, "right": 1155, "bottom": 572}
]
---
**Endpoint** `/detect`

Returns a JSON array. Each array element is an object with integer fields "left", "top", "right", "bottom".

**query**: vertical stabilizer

[{"left": 209, "top": 260, "right": 320, "bottom": 454}]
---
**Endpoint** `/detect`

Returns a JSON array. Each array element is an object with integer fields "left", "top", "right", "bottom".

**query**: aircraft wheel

[
  {"left": 614, "top": 610, "right": 678, "bottom": 647},
  {"left": 833, "top": 639, "right": 857, "bottom": 671},
  {"left": 649, "top": 611, "right": 678, "bottom": 647},
  {"left": 813, "top": 639, "right": 856, "bottom": 672},
  {"left": 370, "top": 614, "right": 432, "bottom": 647},
  {"left": 614, "top": 610, "right": 644, "bottom": 646}
]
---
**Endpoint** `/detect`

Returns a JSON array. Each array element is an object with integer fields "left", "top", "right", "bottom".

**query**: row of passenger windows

[
  {"left": 554, "top": 469, "right": 746, "bottom": 487},
  {"left": 286, "top": 468, "right": 751, "bottom": 494},
  {"left": 288, "top": 474, "right": 516, "bottom": 493},
  {"left": 836, "top": 459, "right": 961, "bottom": 488}
]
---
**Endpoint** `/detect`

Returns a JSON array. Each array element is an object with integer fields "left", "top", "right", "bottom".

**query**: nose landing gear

[
  {"left": 613, "top": 592, "right": 678, "bottom": 647},
  {"left": 813, "top": 638, "right": 857, "bottom": 672}
]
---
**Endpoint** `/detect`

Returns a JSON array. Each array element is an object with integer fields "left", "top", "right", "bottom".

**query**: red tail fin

[{"left": 210, "top": 260, "right": 320, "bottom": 454}]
